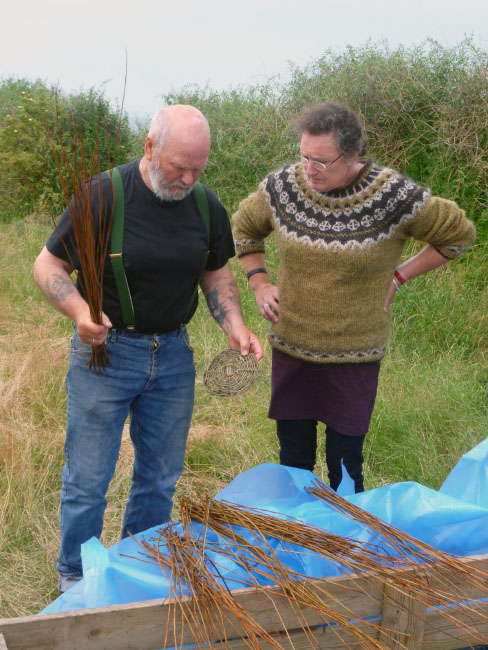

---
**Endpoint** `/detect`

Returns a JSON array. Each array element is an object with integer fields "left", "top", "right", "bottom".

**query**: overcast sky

[{"left": 2, "top": 0, "right": 487, "bottom": 120}]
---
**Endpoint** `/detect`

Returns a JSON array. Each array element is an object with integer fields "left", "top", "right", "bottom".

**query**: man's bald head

[
  {"left": 148, "top": 105, "right": 210, "bottom": 154},
  {"left": 142, "top": 105, "right": 211, "bottom": 201}
]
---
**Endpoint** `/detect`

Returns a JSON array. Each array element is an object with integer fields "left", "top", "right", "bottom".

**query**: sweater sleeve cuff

[
  {"left": 235, "top": 240, "right": 266, "bottom": 257},
  {"left": 433, "top": 244, "right": 472, "bottom": 259}
]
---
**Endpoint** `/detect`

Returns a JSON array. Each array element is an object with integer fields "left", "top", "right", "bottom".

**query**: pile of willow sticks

[{"left": 130, "top": 480, "right": 488, "bottom": 650}]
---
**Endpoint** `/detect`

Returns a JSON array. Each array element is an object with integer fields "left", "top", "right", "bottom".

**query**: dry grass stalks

[
  {"left": 0, "top": 316, "right": 134, "bottom": 614},
  {"left": 129, "top": 492, "right": 488, "bottom": 650},
  {"left": 0, "top": 321, "right": 68, "bottom": 614}
]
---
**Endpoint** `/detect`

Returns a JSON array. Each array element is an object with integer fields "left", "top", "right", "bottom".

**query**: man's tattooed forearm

[
  {"left": 205, "top": 288, "right": 230, "bottom": 326},
  {"left": 45, "top": 273, "right": 75, "bottom": 303}
]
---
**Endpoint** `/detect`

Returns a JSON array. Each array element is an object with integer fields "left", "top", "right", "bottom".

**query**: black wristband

[{"left": 246, "top": 267, "right": 267, "bottom": 280}]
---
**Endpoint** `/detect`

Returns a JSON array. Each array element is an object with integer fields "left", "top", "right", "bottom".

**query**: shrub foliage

[
  {"left": 0, "top": 78, "right": 139, "bottom": 221},
  {"left": 169, "top": 39, "right": 488, "bottom": 238},
  {"left": 2, "top": 39, "right": 488, "bottom": 237}
]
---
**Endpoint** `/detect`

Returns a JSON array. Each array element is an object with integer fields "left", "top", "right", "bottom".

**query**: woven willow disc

[{"left": 204, "top": 349, "right": 259, "bottom": 396}]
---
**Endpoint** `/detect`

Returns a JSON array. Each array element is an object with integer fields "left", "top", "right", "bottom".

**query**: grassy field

[
  {"left": 0, "top": 213, "right": 486, "bottom": 618},
  {"left": 1, "top": 37, "right": 487, "bottom": 619}
]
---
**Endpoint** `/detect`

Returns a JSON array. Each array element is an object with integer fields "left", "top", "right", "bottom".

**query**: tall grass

[
  {"left": 1, "top": 38, "right": 487, "bottom": 617},
  {"left": 1, "top": 219, "right": 486, "bottom": 617}
]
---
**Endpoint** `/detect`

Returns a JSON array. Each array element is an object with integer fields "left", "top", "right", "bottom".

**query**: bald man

[{"left": 34, "top": 105, "right": 263, "bottom": 593}]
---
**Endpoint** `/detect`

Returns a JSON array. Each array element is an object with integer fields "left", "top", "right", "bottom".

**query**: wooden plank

[
  {"left": 213, "top": 623, "right": 379, "bottom": 650},
  {"left": 421, "top": 599, "right": 488, "bottom": 650},
  {"left": 426, "top": 554, "right": 488, "bottom": 603},
  {"left": 0, "top": 601, "right": 168, "bottom": 650},
  {"left": 0, "top": 572, "right": 386, "bottom": 650},
  {"left": 378, "top": 582, "right": 426, "bottom": 649},
  {"left": 0, "top": 554, "right": 487, "bottom": 650},
  {"left": 210, "top": 599, "right": 488, "bottom": 650},
  {"left": 0, "top": 592, "right": 377, "bottom": 650}
]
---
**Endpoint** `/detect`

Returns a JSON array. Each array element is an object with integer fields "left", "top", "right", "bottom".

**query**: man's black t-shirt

[{"left": 46, "top": 159, "right": 235, "bottom": 333}]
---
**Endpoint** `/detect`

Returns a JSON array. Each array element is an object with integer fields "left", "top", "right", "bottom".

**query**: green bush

[
  {"left": 167, "top": 39, "right": 488, "bottom": 240},
  {"left": 2, "top": 39, "right": 488, "bottom": 241},
  {"left": 0, "top": 78, "right": 140, "bottom": 221}
]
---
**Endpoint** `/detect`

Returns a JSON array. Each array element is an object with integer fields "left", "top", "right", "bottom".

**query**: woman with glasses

[{"left": 232, "top": 102, "right": 475, "bottom": 493}]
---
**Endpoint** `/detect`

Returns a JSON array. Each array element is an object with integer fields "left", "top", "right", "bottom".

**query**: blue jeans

[{"left": 57, "top": 326, "right": 196, "bottom": 577}]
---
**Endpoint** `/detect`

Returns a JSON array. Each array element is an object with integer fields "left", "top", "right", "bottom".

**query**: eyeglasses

[{"left": 298, "top": 152, "right": 343, "bottom": 172}]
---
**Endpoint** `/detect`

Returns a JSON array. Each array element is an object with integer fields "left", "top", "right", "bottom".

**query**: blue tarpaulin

[{"left": 41, "top": 436, "right": 488, "bottom": 624}]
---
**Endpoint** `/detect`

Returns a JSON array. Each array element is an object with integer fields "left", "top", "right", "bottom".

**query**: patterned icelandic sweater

[{"left": 233, "top": 160, "right": 475, "bottom": 363}]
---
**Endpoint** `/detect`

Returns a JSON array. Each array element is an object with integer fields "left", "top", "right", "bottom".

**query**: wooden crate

[{"left": 1, "top": 554, "right": 487, "bottom": 650}]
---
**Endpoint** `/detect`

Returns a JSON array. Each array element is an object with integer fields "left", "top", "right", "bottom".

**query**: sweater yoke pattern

[{"left": 263, "top": 161, "right": 431, "bottom": 249}]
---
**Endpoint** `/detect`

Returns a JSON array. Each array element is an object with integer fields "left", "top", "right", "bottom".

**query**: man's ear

[{"left": 144, "top": 137, "right": 155, "bottom": 162}]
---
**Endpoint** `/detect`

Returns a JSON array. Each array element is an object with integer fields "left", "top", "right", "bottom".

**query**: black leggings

[{"left": 276, "top": 419, "right": 365, "bottom": 493}]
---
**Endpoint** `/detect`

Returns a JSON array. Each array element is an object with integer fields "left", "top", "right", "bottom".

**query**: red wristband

[{"left": 394, "top": 269, "right": 406, "bottom": 285}]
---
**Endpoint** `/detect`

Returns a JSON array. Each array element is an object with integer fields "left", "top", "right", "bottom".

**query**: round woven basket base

[{"left": 204, "top": 349, "right": 259, "bottom": 396}]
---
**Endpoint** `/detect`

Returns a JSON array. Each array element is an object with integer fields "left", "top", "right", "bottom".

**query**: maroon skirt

[{"left": 268, "top": 348, "right": 381, "bottom": 436}]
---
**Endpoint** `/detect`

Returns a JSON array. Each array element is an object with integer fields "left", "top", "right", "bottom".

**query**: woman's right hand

[{"left": 254, "top": 283, "right": 280, "bottom": 323}]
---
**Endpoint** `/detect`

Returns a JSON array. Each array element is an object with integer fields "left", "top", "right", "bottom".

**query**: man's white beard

[{"left": 148, "top": 158, "right": 194, "bottom": 201}]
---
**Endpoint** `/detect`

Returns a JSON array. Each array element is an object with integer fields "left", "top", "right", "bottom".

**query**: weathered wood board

[{"left": 1, "top": 555, "right": 487, "bottom": 650}]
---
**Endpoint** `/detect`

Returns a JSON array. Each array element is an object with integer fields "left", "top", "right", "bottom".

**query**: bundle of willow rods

[
  {"left": 49, "top": 90, "right": 124, "bottom": 372},
  {"left": 306, "top": 479, "right": 488, "bottom": 599},
  {"left": 130, "top": 489, "right": 488, "bottom": 650}
]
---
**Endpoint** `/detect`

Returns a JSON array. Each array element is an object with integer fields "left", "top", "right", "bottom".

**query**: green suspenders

[
  {"left": 184, "top": 182, "right": 211, "bottom": 322},
  {"left": 108, "top": 168, "right": 135, "bottom": 328},
  {"left": 106, "top": 167, "right": 210, "bottom": 330}
]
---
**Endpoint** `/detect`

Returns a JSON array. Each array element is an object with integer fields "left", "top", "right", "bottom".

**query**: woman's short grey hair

[{"left": 294, "top": 102, "right": 366, "bottom": 156}]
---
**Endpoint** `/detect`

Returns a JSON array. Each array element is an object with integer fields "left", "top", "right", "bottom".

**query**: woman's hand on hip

[
  {"left": 382, "top": 281, "right": 397, "bottom": 312},
  {"left": 254, "top": 283, "right": 280, "bottom": 323}
]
